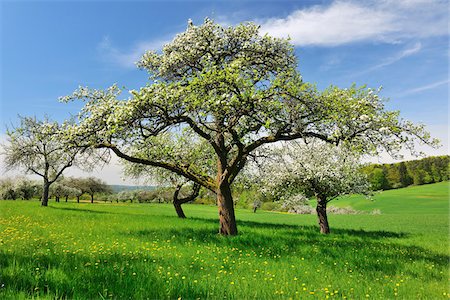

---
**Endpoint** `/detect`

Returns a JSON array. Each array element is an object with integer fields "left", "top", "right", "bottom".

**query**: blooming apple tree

[
  {"left": 255, "top": 140, "right": 370, "bottom": 234},
  {"left": 61, "top": 19, "right": 437, "bottom": 235},
  {"left": 1, "top": 117, "right": 103, "bottom": 206}
]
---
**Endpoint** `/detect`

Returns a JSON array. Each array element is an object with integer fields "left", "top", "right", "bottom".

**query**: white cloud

[
  {"left": 98, "top": 36, "right": 169, "bottom": 68},
  {"left": 260, "top": 0, "right": 448, "bottom": 46}
]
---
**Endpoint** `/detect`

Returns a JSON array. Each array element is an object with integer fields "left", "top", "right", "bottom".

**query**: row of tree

[
  {"left": 0, "top": 177, "right": 111, "bottom": 203},
  {"left": 364, "top": 156, "right": 449, "bottom": 190}
]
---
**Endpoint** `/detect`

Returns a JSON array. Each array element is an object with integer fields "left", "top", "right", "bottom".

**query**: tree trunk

[
  {"left": 65, "top": 196, "right": 68, "bottom": 202},
  {"left": 217, "top": 181, "right": 237, "bottom": 235},
  {"left": 90, "top": 194, "right": 94, "bottom": 203},
  {"left": 172, "top": 183, "right": 200, "bottom": 219},
  {"left": 316, "top": 197, "right": 330, "bottom": 234},
  {"left": 55, "top": 196, "right": 60, "bottom": 203},
  {"left": 253, "top": 206, "right": 257, "bottom": 213},
  {"left": 77, "top": 196, "right": 80, "bottom": 203},
  {"left": 174, "top": 201, "right": 186, "bottom": 218},
  {"left": 41, "top": 181, "right": 50, "bottom": 207}
]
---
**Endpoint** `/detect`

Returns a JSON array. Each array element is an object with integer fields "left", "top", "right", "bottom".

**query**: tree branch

[{"left": 98, "top": 143, "right": 216, "bottom": 192}]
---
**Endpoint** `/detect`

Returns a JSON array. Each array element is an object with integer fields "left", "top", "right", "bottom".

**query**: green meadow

[{"left": 0, "top": 182, "right": 449, "bottom": 299}]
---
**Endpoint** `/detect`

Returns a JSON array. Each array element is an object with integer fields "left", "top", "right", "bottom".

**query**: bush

[
  {"left": 193, "top": 197, "right": 215, "bottom": 205},
  {"left": 288, "top": 205, "right": 314, "bottom": 214},
  {"left": 327, "top": 206, "right": 360, "bottom": 215},
  {"left": 261, "top": 201, "right": 281, "bottom": 211}
]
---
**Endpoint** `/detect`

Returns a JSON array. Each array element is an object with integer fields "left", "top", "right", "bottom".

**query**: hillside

[{"left": 329, "top": 181, "right": 449, "bottom": 214}]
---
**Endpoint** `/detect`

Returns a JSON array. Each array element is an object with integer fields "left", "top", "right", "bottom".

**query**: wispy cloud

[
  {"left": 373, "top": 42, "right": 422, "bottom": 69},
  {"left": 351, "top": 42, "right": 422, "bottom": 76},
  {"left": 398, "top": 79, "right": 450, "bottom": 96},
  {"left": 260, "top": 0, "right": 448, "bottom": 46},
  {"left": 98, "top": 36, "right": 169, "bottom": 68}
]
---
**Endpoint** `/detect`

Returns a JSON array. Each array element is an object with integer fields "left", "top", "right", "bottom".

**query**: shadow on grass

[
  {"left": 0, "top": 211, "right": 448, "bottom": 299},
  {"left": 0, "top": 250, "right": 198, "bottom": 299},
  {"left": 126, "top": 224, "right": 448, "bottom": 275},
  {"left": 48, "top": 206, "right": 115, "bottom": 215},
  {"left": 187, "top": 216, "right": 409, "bottom": 239}
]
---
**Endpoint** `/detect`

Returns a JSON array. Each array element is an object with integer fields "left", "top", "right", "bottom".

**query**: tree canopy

[
  {"left": 253, "top": 140, "right": 370, "bottom": 233},
  {"left": 62, "top": 19, "right": 437, "bottom": 235}
]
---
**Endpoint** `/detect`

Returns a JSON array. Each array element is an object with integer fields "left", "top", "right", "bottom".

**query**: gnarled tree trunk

[
  {"left": 90, "top": 194, "right": 94, "bottom": 203},
  {"left": 41, "top": 180, "right": 50, "bottom": 207},
  {"left": 316, "top": 196, "right": 330, "bottom": 234},
  {"left": 217, "top": 181, "right": 237, "bottom": 235},
  {"left": 173, "top": 183, "right": 201, "bottom": 218}
]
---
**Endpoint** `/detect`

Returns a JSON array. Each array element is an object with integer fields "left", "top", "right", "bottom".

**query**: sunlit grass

[{"left": 0, "top": 182, "right": 449, "bottom": 299}]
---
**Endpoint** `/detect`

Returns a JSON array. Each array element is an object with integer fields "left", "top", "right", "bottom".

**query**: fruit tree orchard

[{"left": 62, "top": 19, "right": 437, "bottom": 235}]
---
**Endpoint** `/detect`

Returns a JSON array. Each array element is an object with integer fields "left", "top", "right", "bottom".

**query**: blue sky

[{"left": 1, "top": 0, "right": 448, "bottom": 184}]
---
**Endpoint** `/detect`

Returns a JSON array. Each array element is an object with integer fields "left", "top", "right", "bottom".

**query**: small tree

[
  {"left": 0, "top": 178, "right": 18, "bottom": 200},
  {"left": 14, "top": 177, "right": 38, "bottom": 200},
  {"left": 256, "top": 141, "right": 370, "bottom": 234},
  {"left": 64, "top": 177, "right": 87, "bottom": 203},
  {"left": 50, "top": 183, "right": 61, "bottom": 202},
  {"left": 117, "top": 190, "right": 136, "bottom": 203},
  {"left": 62, "top": 19, "right": 437, "bottom": 235},
  {"left": 122, "top": 130, "right": 213, "bottom": 218},
  {"left": 83, "top": 177, "right": 112, "bottom": 203},
  {"left": 1, "top": 117, "right": 101, "bottom": 206}
]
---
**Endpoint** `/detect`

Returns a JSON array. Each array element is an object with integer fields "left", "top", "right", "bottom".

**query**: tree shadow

[
  {"left": 48, "top": 206, "right": 114, "bottom": 215},
  {"left": 0, "top": 250, "right": 182, "bottom": 299},
  {"left": 187, "top": 216, "right": 409, "bottom": 239},
  {"left": 126, "top": 225, "right": 448, "bottom": 272}
]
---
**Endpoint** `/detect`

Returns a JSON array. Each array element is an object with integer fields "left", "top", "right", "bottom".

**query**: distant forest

[{"left": 363, "top": 156, "right": 449, "bottom": 191}]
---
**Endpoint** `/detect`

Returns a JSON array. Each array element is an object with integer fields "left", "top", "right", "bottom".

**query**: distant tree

[
  {"left": 14, "top": 177, "right": 38, "bottom": 200},
  {"left": 366, "top": 167, "right": 390, "bottom": 191},
  {"left": 50, "top": 182, "right": 65, "bottom": 202},
  {"left": 64, "top": 177, "right": 87, "bottom": 203},
  {"left": 255, "top": 141, "right": 370, "bottom": 234},
  {"left": 1, "top": 117, "right": 101, "bottom": 206},
  {"left": 0, "top": 178, "right": 18, "bottom": 200},
  {"left": 83, "top": 177, "right": 112, "bottom": 203},
  {"left": 363, "top": 156, "right": 448, "bottom": 190},
  {"left": 62, "top": 186, "right": 81, "bottom": 202},
  {"left": 386, "top": 165, "right": 401, "bottom": 189},
  {"left": 398, "top": 162, "right": 413, "bottom": 187},
  {"left": 252, "top": 200, "right": 262, "bottom": 213},
  {"left": 117, "top": 190, "right": 136, "bottom": 203}
]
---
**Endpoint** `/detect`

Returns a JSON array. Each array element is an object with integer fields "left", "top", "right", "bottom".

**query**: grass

[
  {"left": 329, "top": 181, "right": 449, "bottom": 215},
  {"left": 0, "top": 182, "right": 449, "bottom": 299}
]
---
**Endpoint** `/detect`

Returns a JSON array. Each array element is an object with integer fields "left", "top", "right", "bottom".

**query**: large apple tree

[{"left": 62, "top": 19, "right": 437, "bottom": 235}]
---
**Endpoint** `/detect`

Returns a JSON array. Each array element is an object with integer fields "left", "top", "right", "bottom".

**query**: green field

[{"left": 0, "top": 182, "right": 449, "bottom": 299}]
